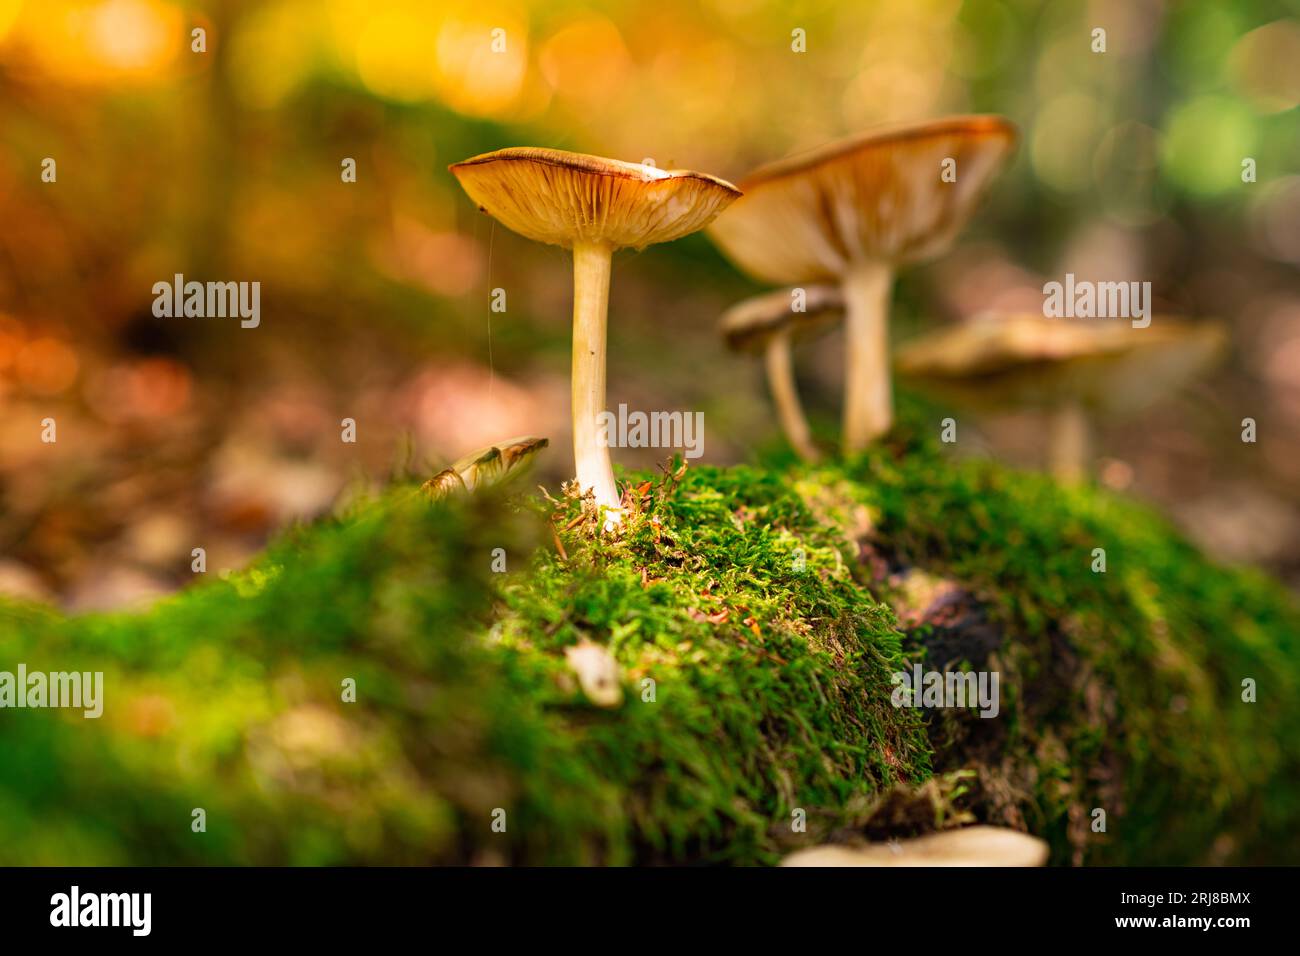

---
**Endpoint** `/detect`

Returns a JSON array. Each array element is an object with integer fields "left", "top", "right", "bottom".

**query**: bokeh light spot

[{"left": 1160, "top": 95, "right": 1257, "bottom": 197}]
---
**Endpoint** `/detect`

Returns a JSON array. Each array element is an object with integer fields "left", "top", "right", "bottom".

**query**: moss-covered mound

[
  {"left": 1, "top": 423, "right": 1297, "bottom": 865},
  {"left": 839, "top": 427, "right": 1300, "bottom": 866}
]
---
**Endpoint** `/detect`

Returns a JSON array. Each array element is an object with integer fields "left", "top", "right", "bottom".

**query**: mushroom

[
  {"left": 421, "top": 435, "right": 549, "bottom": 500},
  {"left": 720, "top": 284, "right": 844, "bottom": 461},
  {"left": 894, "top": 313, "right": 1227, "bottom": 482},
  {"left": 707, "top": 116, "right": 1017, "bottom": 453},
  {"left": 450, "top": 148, "right": 740, "bottom": 527},
  {"left": 781, "top": 825, "right": 1048, "bottom": 867}
]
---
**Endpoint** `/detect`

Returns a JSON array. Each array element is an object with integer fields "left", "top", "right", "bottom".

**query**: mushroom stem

[
  {"left": 1048, "top": 401, "right": 1090, "bottom": 484},
  {"left": 764, "top": 332, "right": 820, "bottom": 462},
  {"left": 841, "top": 261, "right": 895, "bottom": 454},
  {"left": 571, "top": 241, "right": 622, "bottom": 527}
]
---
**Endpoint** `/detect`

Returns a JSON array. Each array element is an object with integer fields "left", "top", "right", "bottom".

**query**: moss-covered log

[{"left": 1, "top": 421, "right": 1297, "bottom": 865}]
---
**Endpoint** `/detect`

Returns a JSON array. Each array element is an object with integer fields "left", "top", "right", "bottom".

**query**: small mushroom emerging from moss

[
  {"left": 781, "top": 825, "right": 1049, "bottom": 867},
  {"left": 422, "top": 436, "right": 549, "bottom": 501},
  {"left": 708, "top": 116, "right": 1017, "bottom": 453},
  {"left": 720, "top": 285, "right": 844, "bottom": 461},
  {"left": 895, "top": 313, "right": 1227, "bottom": 482},
  {"left": 450, "top": 148, "right": 740, "bottom": 527}
]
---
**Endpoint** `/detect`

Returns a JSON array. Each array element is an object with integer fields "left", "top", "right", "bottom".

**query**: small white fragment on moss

[{"left": 565, "top": 640, "right": 623, "bottom": 708}]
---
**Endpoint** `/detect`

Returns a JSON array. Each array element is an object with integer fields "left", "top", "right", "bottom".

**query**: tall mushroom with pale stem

[
  {"left": 450, "top": 148, "right": 739, "bottom": 527},
  {"left": 720, "top": 285, "right": 843, "bottom": 461},
  {"left": 707, "top": 116, "right": 1017, "bottom": 454},
  {"left": 894, "top": 313, "right": 1227, "bottom": 482}
]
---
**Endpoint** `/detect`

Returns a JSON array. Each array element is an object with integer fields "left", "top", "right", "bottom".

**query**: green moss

[
  {"left": 829, "top": 408, "right": 1300, "bottom": 865},
  {"left": 493, "top": 465, "right": 930, "bottom": 863},
  {"left": 1, "top": 412, "right": 1296, "bottom": 865},
  {"left": 0, "top": 469, "right": 929, "bottom": 865}
]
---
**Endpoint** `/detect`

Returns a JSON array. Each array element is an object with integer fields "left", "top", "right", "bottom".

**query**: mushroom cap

[
  {"left": 720, "top": 284, "right": 844, "bottom": 353},
  {"left": 895, "top": 313, "right": 1227, "bottom": 414},
  {"left": 781, "top": 826, "right": 1049, "bottom": 867},
  {"left": 708, "top": 115, "right": 1017, "bottom": 284},
  {"left": 450, "top": 147, "right": 741, "bottom": 251}
]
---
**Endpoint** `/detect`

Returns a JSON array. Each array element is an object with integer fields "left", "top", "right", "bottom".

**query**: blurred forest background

[{"left": 1, "top": 0, "right": 1298, "bottom": 609}]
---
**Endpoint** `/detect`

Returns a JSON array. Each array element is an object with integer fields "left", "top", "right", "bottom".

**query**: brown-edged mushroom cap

[
  {"left": 450, "top": 148, "right": 740, "bottom": 251},
  {"left": 450, "top": 147, "right": 739, "bottom": 528},
  {"left": 780, "top": 826, "right": 1048, "bottom": 867},
  {"left": 720, "top": 284, "right": 844, "bottom": 354},
  {"left": 708, "top": 115, "right": 1017, "bottom": 285}
]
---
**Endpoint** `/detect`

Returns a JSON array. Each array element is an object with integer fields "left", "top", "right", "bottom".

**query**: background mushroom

[
  {"left": 781, "top": 825, "right": 1048, "bottom": 867},
  {"left": 708, "top": 116, "right": 1017, "bottom": 453},
  {"left": 895, "top": 313, "right": 1228, "bottom": 482},
  {"left": 450, "top": 148, "right": 739, "bottom": 527},
  {"left": 720, "top": 285, "right": 844, "bottom": 461}
]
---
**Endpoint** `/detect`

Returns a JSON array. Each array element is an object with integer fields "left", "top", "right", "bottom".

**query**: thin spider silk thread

[{"left": 486, "top": 218, "right": 495, "bottom": 404}]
